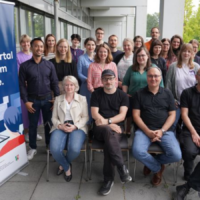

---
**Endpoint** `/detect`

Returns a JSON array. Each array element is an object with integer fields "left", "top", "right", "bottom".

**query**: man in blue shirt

[{"left": 19, "top": 37, "right": 59, "bottom": 160}]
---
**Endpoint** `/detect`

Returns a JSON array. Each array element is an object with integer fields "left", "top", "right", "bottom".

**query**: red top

[{"left": 0, "top": 135, "right": 25, "bottom": 157}]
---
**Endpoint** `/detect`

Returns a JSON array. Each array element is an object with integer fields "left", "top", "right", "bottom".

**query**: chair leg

[
  {"left": 132, "top": 159, "right": 136, "bottom": 182},
  {"left": 89, "top": 149, "right": 93, "bottom": 180},
  {"left": 84, "top": 150, "right": 88, "bottom": 181},
  {"left": 127, "top": 150, "right": 130, "bottom": 171},
  {"left": 46, "top": 150, "right": 50, "bottom": 182}
]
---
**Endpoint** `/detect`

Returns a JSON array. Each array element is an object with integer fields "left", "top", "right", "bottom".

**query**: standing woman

[
  {"left": 70, "top": 34, "right": 84, "bottom": 64},
  {"left": 160, "top": 38, "right": 175, "bottom": 70},
  {"left": 87, "top": 43, "right": 118, "bottom": 92},
  {"left": 122, "top": 47, "right": 164, "bottom": 137},
  {"left": 150, "top": 39, "right": 167, "bottom": 84},
  {"left": 170, "top": 35, "right": 184, "bottom": 60},
  {"left": 50, "top": 76, "right": 88, "bottom": 182},
  {"left": 77, "top": 37, "right": 96, "bottom": 124},
  {"left": 166, "top": 43, "right": 200, "bottom": 130},
  {"left": 50, "top": 39, "right": 78, "bottom": 94},
  {"left": 17, "top": 34, "right": 42, "bottom": 142},
  {"left": 133, "top": 35, "right": 144, "bottom": 52},
  {"left": 114, "top": 38, "right": 134, "bottom": 88},
  {"left": 43, "top": 34, "right": 56, "bottom": 60},
  {"left": 189, "top": 39, "right": 200, "bottom": 65}
]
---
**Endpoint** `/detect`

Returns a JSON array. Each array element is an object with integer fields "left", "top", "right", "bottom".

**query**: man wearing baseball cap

[{"left": 90, "top": 69, "right": 132, "bottom": 196}]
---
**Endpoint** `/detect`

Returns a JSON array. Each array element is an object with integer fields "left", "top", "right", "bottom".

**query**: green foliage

[
  {"left": 183, "top": 0, "right": 200, "bottom": 42},
  {"left": 146, "top": 13, "right": 159, "bottom": 37}
]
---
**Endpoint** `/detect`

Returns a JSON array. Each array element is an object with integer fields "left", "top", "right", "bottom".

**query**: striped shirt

[{"left": 87, "top": 62, "right": 118, "bottom": 92}]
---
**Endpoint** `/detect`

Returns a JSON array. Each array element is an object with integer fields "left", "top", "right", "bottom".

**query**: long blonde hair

[
  {"left": 55, "top": 39, "right": 72, "bottom": 63},
  {"left": 177, "top": 43, "right": 194, "bottom": 69}
]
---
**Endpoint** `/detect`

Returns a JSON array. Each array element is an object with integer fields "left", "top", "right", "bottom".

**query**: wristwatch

[
  {"left": 108, "top": 118, "right": 112, "bottom": 124},
  {"left": 161, "top": 128, "right": 166, "bottom": 134}
]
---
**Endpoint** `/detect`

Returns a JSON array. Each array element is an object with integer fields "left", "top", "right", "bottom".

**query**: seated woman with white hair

[{"left": 50, "top": 75, "right": 89, "bottom": 182}]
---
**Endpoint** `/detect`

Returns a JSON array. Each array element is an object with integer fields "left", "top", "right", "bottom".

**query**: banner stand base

[{"left": 0, "top": 162, "right": 29, "bottom": 187}]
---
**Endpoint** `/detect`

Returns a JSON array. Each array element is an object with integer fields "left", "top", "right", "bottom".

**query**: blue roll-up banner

[{"left": 0, "top": 1, "right": 28, "bottom": 186}]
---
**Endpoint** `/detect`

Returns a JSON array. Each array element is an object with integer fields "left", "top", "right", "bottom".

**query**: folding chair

[
  {"left": 132, "top": 142, "right": 179, "bottom": 185},
  {"left": 89, "top": 134, "right": 130, "bottom": 180},
  {"left": 46, "top": 139, "right": 88, "bottom": 182}
]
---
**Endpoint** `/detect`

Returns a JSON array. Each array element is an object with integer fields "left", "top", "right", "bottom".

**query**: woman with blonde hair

[
  {"left": 87, "top": 43, "right": 118, "bottom": 92},
  {"left": 114, "top": 38, "right": 134, "bottom": 88},
  {"left": 50, "top": 39, "right": 78, "bottom": 93},
  {"left": 17, "top": 34, "right": 42, "bottom": 142},
  {"left": 43, "top": 34, "right": 56, "bottom": 60},
  {"left": 166, "top": 43, "right": 200, "bottom": 130},
  {"left": 50, "top": 75, "right": 88, "bottom": 182}
]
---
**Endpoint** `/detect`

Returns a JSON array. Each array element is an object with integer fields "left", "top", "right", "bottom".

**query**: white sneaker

[
  {"left": 27, "top": 149, "right": 37, "bottom": 160},
  {"left": 24, "top": 134, "right": 29, "bottom": 143},
  {"left": 37, "top": 134, "right": 42, "bottom": 141}
]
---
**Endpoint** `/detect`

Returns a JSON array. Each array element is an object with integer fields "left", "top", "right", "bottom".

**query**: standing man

[
  {"left": 108, "top": 35, "right": 122, "bottom": 60},
  {"left": 145, "top": 27, "right": 160, "bottom": 51},
  {"left": 91, "top": 69, "right": 132, "bottom": 196},
  {"left": 19, "top": 37, "right": 59, "bottom": 160},
  {"left": 179, "top": 68, "right": 200, "bottom": 181},
  {"left": 95, "top": 27, "right": 109, "bottom": 51},
  {"left": 132, "top": 67, "right": 181, "bottom": 186}
]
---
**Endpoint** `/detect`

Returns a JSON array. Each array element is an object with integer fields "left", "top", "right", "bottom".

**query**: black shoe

[
  {"left": 57, "top": 166, "right": 64, "bottom": 176},
  {"left": 117, "top": 165, "right": 132, "bottom": 183},
  {"left": 98, "top": 180, "right": 114, "bottom": 196},
  {"left": 64, "top": 164, "right": 72, "bottom": 182},
  {"left": 176, "top": 183, "right": 190, "bottom": 200}
]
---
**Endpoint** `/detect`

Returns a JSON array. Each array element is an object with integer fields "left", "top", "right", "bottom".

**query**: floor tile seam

[{"left": 29, "top": 161, "right": 47, "bottom": 200}]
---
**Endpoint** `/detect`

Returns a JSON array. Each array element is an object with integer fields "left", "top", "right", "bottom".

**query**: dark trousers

[
  {"left": 188, "top": 162, "right": 200, "bottom": 192},
  {"left": 28, "top": 95, "right": 52, "bottom": 149},
  {"left": 93, "top": 125, "right": 124, "bottom": 182},
  {"left": 180, "top": 130, "right": 200, "bottom": 176}
]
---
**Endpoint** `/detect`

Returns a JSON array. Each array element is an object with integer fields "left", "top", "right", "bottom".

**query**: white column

[
  {"left": 159, "top": 0, "right": 185, "bottom": 39},
  {"left": 135, "top": 6, "right": 147, "bottom": 39}
]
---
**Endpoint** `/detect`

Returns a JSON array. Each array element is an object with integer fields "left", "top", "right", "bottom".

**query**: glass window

[
  {"left": 51, "top": 18, "right": 55, "bottom": 36},
  {"left": 14, "top": 7, "right": 19, "bottom": 45},
  {"left": 73, "top": 26, "right": 78, "bottom": 34},
  {"left": 67, "top": 24, "right": 73, "bottom": 40},
  {"left": 25, "top": 11, "right": 33, "bottom": 38},
  {"left": 60, "top": 0, "right": 67, "bottom": 11},
  {"left": 67, "top": 0, "right": 72, "bottom": 15},
  {"left": 32, "top": 13, "right": 44, "bottom": 38}
]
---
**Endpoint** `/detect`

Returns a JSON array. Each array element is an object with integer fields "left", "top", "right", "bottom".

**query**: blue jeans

[
  {"left": 50, "top": 129, "right": 86, "bottom": 172},
  {"left": 28, "top": 95, "right": 52, "bottom": 149},
  {"left": 132, "top": 129, "right": 182, "bottom": 173}
]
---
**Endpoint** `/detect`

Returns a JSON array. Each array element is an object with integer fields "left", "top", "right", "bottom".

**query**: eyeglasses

[
  {"left": 102, "top": 77, "right": 115, "bottom": 82},
  {"left": 137, "top": 54, "right": 146, "bottom": 58},
  {"left": 96, "top": 32, "right": 104, "bottom": 35},
  {"left": 163, "top": 43, "right": 169, "bottom": 46},
  {"left": 147, "top": 75, "right": 161, "bottom": 79}
]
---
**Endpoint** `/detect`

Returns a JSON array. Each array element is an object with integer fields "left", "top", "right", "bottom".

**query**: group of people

[{"left": 17, "top": 26, "right": 200, "bottom": 199}]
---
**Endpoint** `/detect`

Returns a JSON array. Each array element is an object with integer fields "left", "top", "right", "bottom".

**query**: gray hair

[
  {"left": 147, "top": 65, "right": 162, "bottom": 75},
  {"left": 123, "top": 38, "right": 134, "bottom": 47},
  {"left": 62, "top": 76, "right": 79, "bottom": 92}
]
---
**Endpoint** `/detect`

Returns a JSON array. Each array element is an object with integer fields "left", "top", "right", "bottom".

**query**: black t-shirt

[
  {"left": 151, "top": 57, "right": 167, "bottom": 85},
  {"left": 90, "top": 88, "right": 129, "bottom": 125},
  {"left": 133, "top": 86, "right": 175, "bottom": 130},
  {"left": 112, "top": 50, "right": 123, "bottom": 60},
  {"left": 180, "top": 86, "right": 200, "bottom": 134}
]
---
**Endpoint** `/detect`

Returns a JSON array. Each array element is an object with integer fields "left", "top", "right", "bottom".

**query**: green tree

[
  {"left": 146, "top": 12, "right": 159, "bottom": 37},
  {"left": 183, "top": 0, "right": 195, "bottom": 42}
]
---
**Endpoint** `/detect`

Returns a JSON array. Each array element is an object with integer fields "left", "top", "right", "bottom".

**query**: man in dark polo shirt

[
  {"left": 91, "top": 69, "right": 132, "bottom": 196},
  {"left": 19, "top": 37, "right": 59, "bottom": 160},
  {"left": 178, "top": 68, "right": 200, "bottom": 182},
  {"left": 132, "top": 66, "right": 181, "bottom": 186}
]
